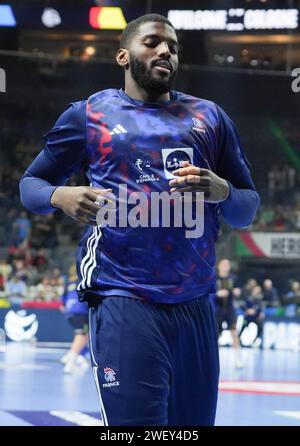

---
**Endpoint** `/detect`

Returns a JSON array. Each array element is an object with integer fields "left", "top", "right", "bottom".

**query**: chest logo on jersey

[
  {"left": 161, "top": 147, "right": 193, "bottom": 179},
  {"left": 109, "top": 123, "right": 128, "bottom": 136},
  {"left": 134, "top": 154, "right": 160, "bottom": 184},
  {"left": 134, "top": 155, "right": 152, "bottom": 172},
  {"left": 192, "top": 117, "right": 206, "bottom": 133}
]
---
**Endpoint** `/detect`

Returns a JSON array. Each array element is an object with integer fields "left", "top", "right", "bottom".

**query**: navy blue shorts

[{"left": 89, "top": 296, "right": 219, "bottom": 426}]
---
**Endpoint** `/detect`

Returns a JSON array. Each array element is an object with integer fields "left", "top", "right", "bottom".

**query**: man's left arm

[{"left": 215, "top": 105, "right": 260, "bottom": 228}]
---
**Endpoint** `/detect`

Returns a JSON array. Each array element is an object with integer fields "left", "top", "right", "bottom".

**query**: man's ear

[{"left": 116, "top": 48, "right": 129, "bottom": 69}]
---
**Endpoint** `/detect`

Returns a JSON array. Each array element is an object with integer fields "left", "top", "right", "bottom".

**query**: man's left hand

[{"left": 169, "top": 161, "right": 230, "bottom": 203}]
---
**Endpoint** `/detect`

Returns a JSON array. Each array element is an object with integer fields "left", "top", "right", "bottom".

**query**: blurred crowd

[
  {"left": 214, "top": 259, "right": 300, "bottom": 356},
  {"left": 252, "top": 201, "right": 300, "bottom": 232},
  {"left": 0, "top": 254, "right": 66, "bottom": 308}
]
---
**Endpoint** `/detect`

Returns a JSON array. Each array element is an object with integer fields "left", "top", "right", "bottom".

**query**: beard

[{"left": 129, "top": 54, "right": 177, "bottom": 95}]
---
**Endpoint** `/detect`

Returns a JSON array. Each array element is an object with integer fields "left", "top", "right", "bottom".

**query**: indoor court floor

[{"left": 0, "top": 343, "right": 299, "bottom": 426}]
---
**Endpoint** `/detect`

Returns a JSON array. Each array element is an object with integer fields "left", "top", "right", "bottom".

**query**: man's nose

[{"left": 157, "top": 41, "right": 171, "bottom": 57}]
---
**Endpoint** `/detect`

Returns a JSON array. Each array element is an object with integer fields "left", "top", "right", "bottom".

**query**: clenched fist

[{"left": 169, "top": 161, "right": 229, "bottom": 203}]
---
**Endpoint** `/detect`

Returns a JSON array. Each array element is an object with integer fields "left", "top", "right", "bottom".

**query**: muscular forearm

[{"left": 220, "top": 182, "right": 260, "bottom": 228}]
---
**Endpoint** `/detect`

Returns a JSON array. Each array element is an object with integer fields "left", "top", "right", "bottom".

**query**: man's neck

[{"left": 124, "top": 80, "right": 170, "bottom": 103}]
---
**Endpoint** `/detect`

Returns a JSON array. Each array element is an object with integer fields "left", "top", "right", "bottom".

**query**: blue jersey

[{"left": 20, "top": 88, "right": 259, "bottom": 304}]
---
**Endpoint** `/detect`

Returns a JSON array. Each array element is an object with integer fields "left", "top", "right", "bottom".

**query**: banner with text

[{"left": 236, "top": 232, "right": 300, "bottom": 258}]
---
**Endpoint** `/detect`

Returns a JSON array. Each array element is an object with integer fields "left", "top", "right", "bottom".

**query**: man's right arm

[
  {"left": 19, "top": 101, "right": 111, "bottom": 225},
  {"left": 19, "top": 101, "right": 87, "bottom": 214}
]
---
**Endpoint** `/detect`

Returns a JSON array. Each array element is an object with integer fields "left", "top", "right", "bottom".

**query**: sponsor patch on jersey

[{"left": 161, "top": 147, "right": 193, "bottom": 179}]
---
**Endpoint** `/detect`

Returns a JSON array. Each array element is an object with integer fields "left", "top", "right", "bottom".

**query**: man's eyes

[
  {"left": 144, "top": 42, "right": 178, "bottom": 54},
  {"left": 144, "top": 42, "right": 156, "bottom": 48}
]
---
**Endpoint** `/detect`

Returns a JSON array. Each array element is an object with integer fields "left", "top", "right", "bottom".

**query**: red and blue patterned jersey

[{"left": 20, "top": 88, "right": 259, "bottom": 303}]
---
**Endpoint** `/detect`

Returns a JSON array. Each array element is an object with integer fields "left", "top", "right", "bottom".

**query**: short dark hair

[{"left": 120, "top": 14, "right": 175, "bottom": 49}]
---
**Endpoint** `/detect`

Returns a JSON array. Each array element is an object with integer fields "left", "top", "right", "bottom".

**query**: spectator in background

[
  {"left": 31, "top": 248, "right": 48, "bottom": 272},
  {"left": 11, "top": 257, "right": 28, "bottom": 282},
  {"left": 284, "top": 164, "right": 296, "bottom": 191},
  {"left": 283, "top": 281, "right": 300, "bottom": 317},
  {"left": 267, "top": 165, "right": 277, "bottom": 202},
  {"left": 5, "top": 207, "right": 18, "bottom": 244},
  {"left": 35, "top": 276, "right": 48, "bottom": 301},
  {"left": 31, "top": 214, "right": 57, "bottom": 250},
  {"left": 293, "top": 202, "right": 300, "bottom": 230},
  {"left": 240, "top": 285, "right": 264, "bottom": 347},
  {"left": 50, "top": 267, "right": 65, "bottom": 301},
  {"left": 51, "top": 267, "right": 65, "bottom": 285},
  {"left": 214, "top": 259, "right": 243, "bottom": 368},
  {"left": 11, "top": 210, "right": 31, "bottom": 248},
  {"left": 35, "top": 276, "right": 57, "bottom": 302},
  {"left": 5, "top": 273, "right": 27, "bottom": 307},
  {"left": 262, "top": 279, "right": 279, "bottom": 309},
  {"left": 257, "top": 207, "right": 275, "bottom": 231},
  {"left": 60, "top": 265, "right": 89, "bottom": 374},
  {"left": 0, "top": 278, "right": 10, "bottom": 309},
  {"left": 272, "top": 206, "right": 288, "bottom": 231},
  {"left": 241, "top": 278, "right": 258, "bottom": 301},
  {"left": 0, "top": 259, "right": 12, "bottom": 284}
]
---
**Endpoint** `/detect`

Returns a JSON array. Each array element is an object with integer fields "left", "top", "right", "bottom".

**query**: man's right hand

[{"left": 50, "top": 186, "right": 113, "bottom": 225}]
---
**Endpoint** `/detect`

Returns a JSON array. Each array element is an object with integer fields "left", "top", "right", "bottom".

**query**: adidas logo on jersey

[{"left": 109, "top": 124, "right": 128, "bottom": 135}]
